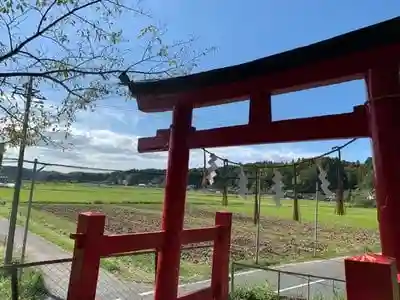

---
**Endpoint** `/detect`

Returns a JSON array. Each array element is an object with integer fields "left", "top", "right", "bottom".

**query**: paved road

[
  {"left": 230, "top": 258, "right": 346, "bottom": 299},
  {"left": 0, "top": 217, "right": 347, "bottom": 299},
  {"left": 139, "top": 257, "right": 347, "bottom": 299},
  {"left": 0, "top": 219, "right": 150, "bottom": 300}
]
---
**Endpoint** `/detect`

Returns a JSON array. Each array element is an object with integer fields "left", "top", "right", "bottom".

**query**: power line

[
  {"left": 1, "top": 138, "right": 359, "bottom": 175},
  {"left": 294, "top": 138, "right": 358, "bottom": 166},
  {"left": 2, "top": 157, "right": 135, "bottom": 173},
  {"left": 2, "top": 156, "right": 168, "bottom": 175},
  {"left": 202, "top": 138, "right": 358, "bottom": 169}
]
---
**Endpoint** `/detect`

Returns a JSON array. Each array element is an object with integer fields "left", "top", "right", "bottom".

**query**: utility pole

[
  {"left": 0, "top": 143, "right": 5, "bottom": 170},
  {"left": 0, "top": 143, "right": 5, "bottom": 189},
  {"left": 4, "top": 77, "right": 34, "bottom": 264}
]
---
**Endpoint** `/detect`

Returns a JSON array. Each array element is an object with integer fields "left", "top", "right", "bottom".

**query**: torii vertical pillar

[
  {"left": 344, "top": 65, "right": 400, "bottom": 300},
  {"left": 154, "top": 104, "right": 193, "bottom": 300},
  {"left": 368, "top": 64, "right": 400, "bottom": 270}
]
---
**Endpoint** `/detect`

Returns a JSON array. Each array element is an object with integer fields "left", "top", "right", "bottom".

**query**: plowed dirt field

[{"left": 33, "top": 203, "right": 380, "bottom": 264}]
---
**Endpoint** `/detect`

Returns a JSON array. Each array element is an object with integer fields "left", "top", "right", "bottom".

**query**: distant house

[
  {"left": 0, "top": 175, "right": 8, "bottom": 184},
  {"left": 0, "top": 175, "right": 14, "bottom": 188}
]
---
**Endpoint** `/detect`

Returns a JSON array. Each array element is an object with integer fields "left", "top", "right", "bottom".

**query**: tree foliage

[
  {"left": 4, "top": 156, "right": 374, "bottom": 194},
  {"left": 0, "top": 0, "right": 212, "bottom": 146}
]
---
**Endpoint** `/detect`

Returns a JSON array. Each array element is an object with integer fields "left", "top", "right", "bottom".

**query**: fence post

[
  {"left": 11, "top": 263, "right": 18, "bottom": 300},
  {"left": 21, "top": 158, "right": 39, "bottom": 267},
  {"left": 67, "top": 212, "right": 105, "bottom": 300},
  {"left": 154, "top": 249, "right": 158, "bottom": 281},
  {"left": 277, "top": 271, "right": 281, "bottom": 298},
  {"left": 230, "top": 263, "right": 235, "bottom": 295},
  {"left": 211, "top": 212, "right": 232, "bottom": 300}
]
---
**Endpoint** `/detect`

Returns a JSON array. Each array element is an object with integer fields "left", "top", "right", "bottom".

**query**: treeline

[
  {"left": 209, "top": 156, "right": 373, "bottom": 194},
  {"left": 1, "top": 157, "right": 374, "bottom": 194}
]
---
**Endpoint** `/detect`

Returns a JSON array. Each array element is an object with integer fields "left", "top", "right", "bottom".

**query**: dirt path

[{"left": 0, "top": 219, "right": 151, "bottom": 300}]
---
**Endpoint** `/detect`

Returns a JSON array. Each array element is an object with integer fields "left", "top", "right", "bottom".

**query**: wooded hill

[{"left": 1, "top": 157, "right": 374, "bottom": 194}]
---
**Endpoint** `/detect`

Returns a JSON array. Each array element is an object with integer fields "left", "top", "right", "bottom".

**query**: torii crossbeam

[{"left": 123, "top": 17, "right": 400, "bottom": 300}]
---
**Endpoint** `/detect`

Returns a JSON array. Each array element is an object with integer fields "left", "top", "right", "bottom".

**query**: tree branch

[
  {"left": 0, "top": 0, "right": 212, "bottom": 147},
  {"left": 0, "top": 0, "right": 101, "bottom": 63},
  {"left": 0, "top": 67, "right": 173, "bottom": 79},
  {"left": 36, "top": 0, "right": 58, "bottom": 32},
  {"left": 0, "top": 15, "right": 13, "bottom": 51}
]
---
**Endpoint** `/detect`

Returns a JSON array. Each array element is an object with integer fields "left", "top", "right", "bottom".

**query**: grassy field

[
  {"left": 0, "top": 182, "right": 378, "bottom": 229},
  {"left": 0, "top": 182, "right": 381, "bottom": 284}
]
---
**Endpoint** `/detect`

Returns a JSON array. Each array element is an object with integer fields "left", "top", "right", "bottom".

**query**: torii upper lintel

[{"left": 126, "top": 17, "right": 400, "bottom": 113}]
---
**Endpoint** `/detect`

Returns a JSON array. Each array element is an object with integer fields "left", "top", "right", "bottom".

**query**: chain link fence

[
  {"left": 0, "top": 155, "right": 354, "bottom": 299},
  {"left": 0, "top": 244, "right": 215, "bottom": 300},
  {"left": 0, "top": 256, "right": 153, "bottom": 300},
  {"left": 0, "top": 258, "right": 70, "bottom": 300},
  {"left": 231, "top": 262, "right": 346, "bottom": 300}
]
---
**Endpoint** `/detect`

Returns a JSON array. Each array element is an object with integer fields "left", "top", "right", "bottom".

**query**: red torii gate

[{"left": 121, "top": 17, "right": 400, "bottom": 300}]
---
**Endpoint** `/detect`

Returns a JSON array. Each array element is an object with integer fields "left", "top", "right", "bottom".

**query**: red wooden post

[
  {"left": 249, "top": 91, "right": 272, "bottom": 125},
  {"left": 67, "top": 212, "right": 105, "bottom": 300},
  {"left": 154, "top": 104, "right": 193, "bottom": 300},
  {"left": 345, "top": 254, "right": 399, "bottom": 300},
  {"left": 211, "top": 212, "right": 233, "bottom": 300},
  {"left": 367, "top": 64, "right": 400, "bottom": 270}
]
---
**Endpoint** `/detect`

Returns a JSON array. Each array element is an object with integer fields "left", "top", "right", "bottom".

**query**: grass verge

[
  {"left": 0, "top": 245, "right": 48, "bottom": 300},
  {"left": 230, "top": 285, "right": 345, "bottom": 300},
  {"left": 0, "top": 204, "right": 211, "bottom": 283}
]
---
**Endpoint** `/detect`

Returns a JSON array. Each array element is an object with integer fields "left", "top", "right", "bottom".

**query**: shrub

[
  {"left": 230, "top": 285, "right": 278, "bottom": 300},
  {"left": 19, "top": 270, "right": 47, "bottom": 299},
  {"left": 229, "top": 285, "right": 346, "bottom": 300},
  {"left": 348, "top": 190, "right": 376, "bottom": 208},
  {"left": 0, "top": 268, "right": 48, "bottom": 300}
]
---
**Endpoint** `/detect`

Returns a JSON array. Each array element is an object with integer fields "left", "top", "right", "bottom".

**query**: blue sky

[{"left": 4, "top": 1, "right": 400, "bottom": 171}]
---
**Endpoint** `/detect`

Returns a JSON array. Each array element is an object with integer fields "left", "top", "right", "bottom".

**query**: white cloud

[
  {"left": 4, "top": 134, "right": 320, "bottom": 174},
  {"left": 1, "top": 103, "right": 322, "bottom": 173}
]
